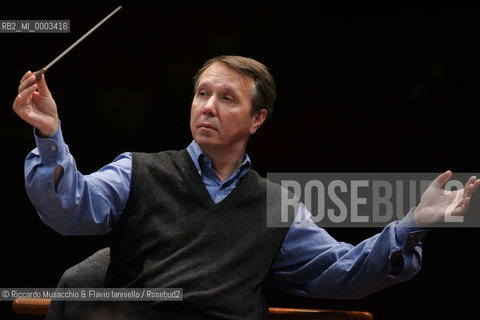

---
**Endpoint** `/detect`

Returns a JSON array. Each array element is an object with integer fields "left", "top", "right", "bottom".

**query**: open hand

[{"left": 413, "top": 171, "right": 480, "bottom": 227}]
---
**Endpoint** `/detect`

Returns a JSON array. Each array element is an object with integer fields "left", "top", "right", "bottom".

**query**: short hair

[{"left": 193, "top": 55, "right": 276, "bottom": 120}]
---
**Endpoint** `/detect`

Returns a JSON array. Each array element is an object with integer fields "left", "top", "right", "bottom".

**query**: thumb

[
  {"left": 433, "top": 170, "right": 452, "bottom": 188},
  {"left": 36, "top": 74, "right": 51, "bottom": 97}
]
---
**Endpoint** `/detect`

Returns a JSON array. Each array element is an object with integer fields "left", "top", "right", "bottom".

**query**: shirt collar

[{"left": 186, "top": 140, "right": 251, "bottom": 180}]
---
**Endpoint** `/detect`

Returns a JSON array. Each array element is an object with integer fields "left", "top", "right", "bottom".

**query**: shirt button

[{"left": 50, "top": 145, "right": 56, "bottom": 151}]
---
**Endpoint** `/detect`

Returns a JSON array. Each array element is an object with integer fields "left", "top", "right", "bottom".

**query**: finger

[
  {"left": 36, "top": 74, "right": 51, "bottom": 97},
  {"left": 460, "top": 176, "right": 475, "bottom": 199},
  {"left": 15, "top": 82, "right": 38, "bottom": 107},
  {"left": 453, "top": 197, "right": 471, "bottom": 216},
  {"left": 462, "top": 176, "right": 476, "bottom": 199},
  {"left": 20, "top": 70, "right": 32, "bottom": 84},
  {"left": 433, "top": 170, "right": 452, "bottom": 188},
  {"left": 18, "top": 74, "right": 36, "bottom": 94},
  {"left": 465, "top": 176, "right": 476, "bottom": 188},
  {"left": 466, "top": 179, "right": 480, "bottom": 198}
]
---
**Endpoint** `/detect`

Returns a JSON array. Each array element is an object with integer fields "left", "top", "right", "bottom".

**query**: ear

[{"left": 249, "top": 109, "right": 267, "bottom": 135}]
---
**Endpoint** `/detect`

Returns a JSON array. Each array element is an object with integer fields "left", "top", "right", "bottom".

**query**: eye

[{"left": 224, "top": 96, "right": 233, "bottom": 102}]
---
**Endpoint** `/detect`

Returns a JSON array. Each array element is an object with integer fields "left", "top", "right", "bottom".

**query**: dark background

[{"left": 1, "top": 2, "right": 479, "bottom": 319}]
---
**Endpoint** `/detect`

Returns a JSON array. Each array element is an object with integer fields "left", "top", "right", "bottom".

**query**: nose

[{"left": 202, "top": 96, "right": 217, "bottom": 117}]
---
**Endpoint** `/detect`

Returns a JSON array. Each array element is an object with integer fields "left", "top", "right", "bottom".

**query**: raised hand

[
  {"left": 13, "top": 71, "right": 58, "bottom": 137},
  {"left": 413, "top": 171, "right": 480, "bottom": 227}
]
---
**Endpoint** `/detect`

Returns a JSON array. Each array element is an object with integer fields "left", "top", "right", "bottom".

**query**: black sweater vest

[{"left": 104, "top": 150, "right": 290, "bottom": 319}]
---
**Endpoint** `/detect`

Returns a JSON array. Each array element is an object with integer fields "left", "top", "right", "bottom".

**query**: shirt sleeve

[
  {"left": 267, "top": 202, "right": 429, "bottom": 299},
  {"left": 24, "top": 123, "right": 132, "bottom": 235}
]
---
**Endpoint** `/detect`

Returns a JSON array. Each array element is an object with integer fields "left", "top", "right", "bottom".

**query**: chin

[{"left": 194, "top": 135, "right": 214, "bottom": 148}]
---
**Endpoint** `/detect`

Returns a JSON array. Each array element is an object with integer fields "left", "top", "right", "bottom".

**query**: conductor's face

[{"left": 190, "top": 62, "right": 263, "bottom": 152}]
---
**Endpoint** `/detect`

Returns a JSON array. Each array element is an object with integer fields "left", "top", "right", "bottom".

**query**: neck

[{"left": 200, "top": 143, "right": 246, "bottom": 183}]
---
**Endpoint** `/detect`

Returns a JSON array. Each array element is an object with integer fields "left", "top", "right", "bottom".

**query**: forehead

[{"left": 198, "top": 62, "right": 254, "bottom": 92}]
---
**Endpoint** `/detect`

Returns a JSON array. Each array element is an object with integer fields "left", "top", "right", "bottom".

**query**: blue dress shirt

[{"left": 24, "top": 124, "right": 428, "bottom": 299}]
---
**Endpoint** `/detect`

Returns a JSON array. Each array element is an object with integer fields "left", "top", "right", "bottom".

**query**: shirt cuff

[
  {"left": 33, "top": 121, "right": 67, "bottom": 165},
  {"left": 395, "top": 208, "right": 429, "bottom": 249}
]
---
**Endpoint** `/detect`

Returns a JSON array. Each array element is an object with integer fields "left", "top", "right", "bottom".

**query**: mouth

[{"left": 198, "top": 122, "right": 217, "bottom": 131}]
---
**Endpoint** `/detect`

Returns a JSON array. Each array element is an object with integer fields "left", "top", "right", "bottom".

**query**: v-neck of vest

[{"left": 180, "top": 149, "right": 250, "bottom": 210}]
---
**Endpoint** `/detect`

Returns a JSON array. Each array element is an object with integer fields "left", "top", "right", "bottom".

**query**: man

[{"left": 13, "top": 55, "right": 480, "bottom": 319}]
